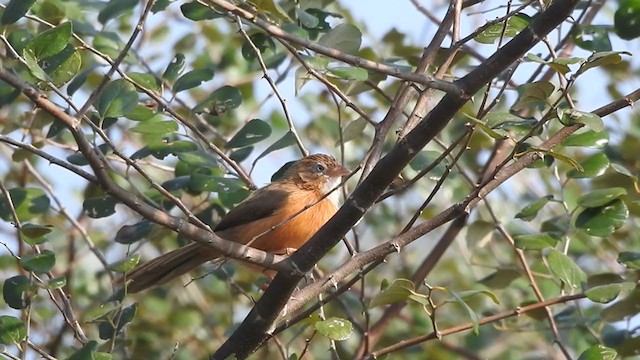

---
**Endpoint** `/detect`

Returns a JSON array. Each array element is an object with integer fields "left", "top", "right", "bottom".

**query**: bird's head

[{"left": 279, "top": 154, "right": 350, "bottom": 195}]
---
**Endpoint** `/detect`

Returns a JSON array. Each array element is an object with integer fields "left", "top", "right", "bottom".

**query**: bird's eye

[{"left": 313, "top": 163, "right": 326, "bottom": 173}]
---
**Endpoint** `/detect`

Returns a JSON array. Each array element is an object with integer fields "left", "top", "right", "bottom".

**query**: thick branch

[{"left": 213, "top": 1, "right": 581, "bottom": 358}]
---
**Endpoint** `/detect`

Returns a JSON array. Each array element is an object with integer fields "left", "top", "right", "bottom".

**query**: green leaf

[
  {"left": 42, "top": 44, "right": 82, "bottom": 87},
  {"left": 512, "top": 81, "right": 555, "bottom": 112},
  {"left": 229, "top": 147, "right": 253, "bottom": 163},
  {"left": 3, "top": 275, "right": 33, "bottom": 310},
  {"left": 241, "top": 33, "right": 277, "bottom": 61},
  {"left": 585, "top": 282, "right": 635, "bottom": 304},
  {"left": 562, "top": 130, "right": 609, "bottom": 148},
  {"left": 515, "top": 195, "right": 553, "bottom": 221},
  {"left": 98, "top": 303, "right": 138, "bottom": 340},
  {"left": 369, "top": 278, "right": 428, "bottom": 308},
  {"left": 128, "top": 72, "right": 161, "bottom": 92},
  {"left": 146, "top": 140, "right": 198, "bottom": 159},
  {"left": 23, "top": 48, "right": 50, "bottom": 82},
  {"left": 108, "top": 255, "right": 141, "bottom": 273},
  {"left": 173, "top": 68, "right": 215, "bottom": 93},
  {"left": 98, "top": 0, "right": 138, "bottom": 24},
  {"left": 25, "top": 21, "right": 72, "bottom": 59},
  {"left": 20, "top": 223, "right": 54, "bottom": 238},
  {"left": 560, "top": 109, "right": 605, "bottom": 132},
  {"left": 577, "top": 188, "right": 627, "bottom": 208},
  {"left": 226, "top": 119, "right": 272, "bottom": 148},
  {"left": 314, "top": 317, "right": 353, "bottom": 341},
  {"left": 125, "top": 105, "right": 157, "bottom": 122},
  {"left": 617, "top": 251, "right": 640, "bottom": 270},
  {"left": 162, "top": 53, "right": 186, "bottom": 82},
  {"left": 466, "top": 221, "right": 494, "bottom": 247},
  {"left": 1, "top": 0, "right": 37, "bottom": 25},
  {"left": 567, "top": 153, "right": 609, "bottom": 179},
  {"left": 318, "top": 23, "right": 362, "bottom": 55},
  {"left": 340, "top": 117, "right": 368, "bottom": 145},
  {"left": 20, "top": 250, "right": 56, "bottom": 273},
  {"left": 21, "top": 224, "right": 52, "bottom": 245},
  {"left": 480, "top": 269, "right": 521, "bottom": 289},
  {"left": 296, "top": 8, "right": 319, "bottom": 28},
  {"left": 447, "top": 290, "right": 480, "bottom": 335},
  {"left": 615, "top": 0, "right": 640, "bottom": 40},
  {"left": 95, "top": 79, "right": 138, "bottom": 119},
  {"left": 475, "top": 14, "right": 530, "bottom": 44},
  {"left": 328, "top": 66, "right": 368, "bottom": 81},
  {"left": 45, "top": 276, "right": 66, "bottom": 289},
  {"left": 0, "top": 316, "right": 26, "bottom": 345},
  {"left": 177, "top": 150, "right": 218, "bottom": 168},
  {"left": 115, "top": 220, "right": 155, "bottom": 244},
  {"left": 577, "top": 344, "right": 617, "bottom": 360},
  {"left": 130, "top": 120, "right": 178, "bottom": 135},
  {"left": 194, "top": 85, "right": 243, "bottom": 115},
  {"left": 252, "top": 131, "right": 297, "bottom": 166},
  {"left": 68, "top": 340, "right": 101, "bottom": 360},
  {"left": 0, "top": 187, "right": 50, "bottom": 221},
  {"left": 547, "top": 249, "right": 587, "bottom": 290},
  {"left": 67, "top": 143, "right": 111, "bottom": 166},
  {"left": 180, "top": 2, "right": 222, "bottom": 21},
  {"left": 610, "top": 163, "right": 637, "bottom": 179},
  {"left": 575, "top": 199, "right": 628, "bottom": 237},
  {"left": 189, "top": 175, "right": 245, "bottom": 193},
  {"left": 573, "top": 25, "right": 612, "bottom": 52},
  {"left": 514, "top": 233, "right": 560, "bottom": 250},
  {"left": 83, "top": 195, "right": 118, "bottom": 218},
  {"left": 251, "top": 0, "right": 291, "bottom": 22},
  {"left": 577, "top": 51, "right": 631, "bottom": 76}
]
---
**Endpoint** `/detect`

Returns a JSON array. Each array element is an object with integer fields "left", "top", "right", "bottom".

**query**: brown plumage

[{"left": 123, "top": 154, "right": 349, "bottom": 293}]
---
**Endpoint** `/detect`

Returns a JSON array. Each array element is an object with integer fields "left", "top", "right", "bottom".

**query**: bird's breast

[{"left": 220, "top": 189, "right": 338, "bottom": 253}]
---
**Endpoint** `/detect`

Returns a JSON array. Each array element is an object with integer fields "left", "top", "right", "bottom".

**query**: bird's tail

[{"left": 123, "top": 243, "right": 216, "bottom": 293}]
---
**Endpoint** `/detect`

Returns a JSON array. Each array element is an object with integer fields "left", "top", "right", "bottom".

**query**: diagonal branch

[
  {"left": 213, "top": 1, "right": 581, "bottom": 358},
  {"left": 204, "top": 0, "right": 463, "bottom": 96},
  {"left": 0, "top": 67, "right": 291, "bottom": 274}
]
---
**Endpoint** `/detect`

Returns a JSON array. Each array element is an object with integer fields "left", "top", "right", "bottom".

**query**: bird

[{"left": 123, "top": 154, "right": 350, "bottom": 293}]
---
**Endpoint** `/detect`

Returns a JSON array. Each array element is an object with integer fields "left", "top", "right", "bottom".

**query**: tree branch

[
  {"left": 0, "top": 67, "right": 291, "bottom": 274},
  {"left": 213, "top": 1, "right": 581, "bottom": 358}
]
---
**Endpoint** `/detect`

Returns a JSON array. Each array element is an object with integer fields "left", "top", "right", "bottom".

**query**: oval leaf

[
  {"left": 130, "top": 120, "right": 179, "bottom": 135},
  {"left": 577, "top": 344, "right": 617, "bottom": 360},
  {"left": 318, "top": 23, "right": 362, "bottom": 55},
  {"left": 226, "top": 119, "right": 272, "bottom": 148},
  {"left": 585, "top": 282, "right": 635, "bottom": 304},
  {"left": 514, "top": 233, "right": 560, "bottom": 250},
  {"left": 173, "top": 68, "right": 215, "bottom": 93},
  {"left": 95, "top": 79, "right": 138, "bottom": 119},
  {"left": 567, "top": 153, "right": 609, "bottom": 178},
  {"left": 547, "top": 249, "right": 587, "bottom": 290},
  {"left": 1, "top": 0, "right": 37, "bottom": 25},
  {"left": 515, "top": 195, "right": 554, "bottom": 221},
  {"left": 575, "top": 199, "right": 628, "bottom": 237},
  {"left": 3, "top": 275, "right": 33, "bottom": 310},
  {"left": 20, "top": 250, "right": 56, "bottom": 273},
  {"left": 0, "top": 187, "right": 50, "bottom": 221},
  {"left": 0, "top": 316, "right": 27, "bottom": 345},
  {"left": 83, "top": 195, "right": 118, "bottom": 218},
  {"left": 314, "top": 317, "right": 353, "bottom": 341},
  {"left": 577, "top": 187, "right": 627, "bottom": 208},
  {"left": 617, "top": 251, "right": 640, "bottom": 270},
  {"left": 25, "top": 21, "right": 72, "bottom": 59}
]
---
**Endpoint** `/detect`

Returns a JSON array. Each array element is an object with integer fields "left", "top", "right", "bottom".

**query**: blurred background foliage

[{"left": 0, "top": 0, "right": 639, "bottom": 359}]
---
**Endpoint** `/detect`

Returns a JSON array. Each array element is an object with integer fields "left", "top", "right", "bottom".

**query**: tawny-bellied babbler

[{"left": 123, "top": 154, "right": 349, "bottom": 293}]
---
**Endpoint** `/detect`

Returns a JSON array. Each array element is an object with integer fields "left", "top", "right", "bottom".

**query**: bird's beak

[{"left": 327, "top": 164, "right": 350, "bottom": 177}]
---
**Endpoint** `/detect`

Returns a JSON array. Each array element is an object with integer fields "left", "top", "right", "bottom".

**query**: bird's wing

[{"left": 214, "top": 186, "right": 289, "bottom": 231}]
